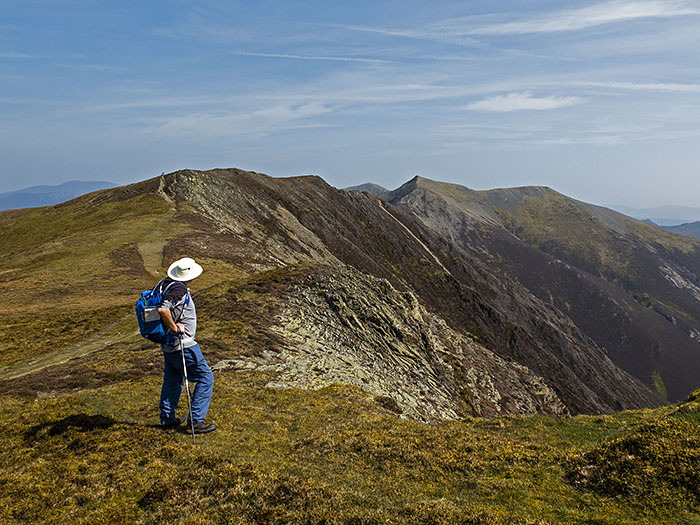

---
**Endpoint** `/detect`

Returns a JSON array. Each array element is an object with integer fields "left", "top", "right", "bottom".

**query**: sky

[{"left": 2, "top": 1, "right": 700, "bottom": 207}]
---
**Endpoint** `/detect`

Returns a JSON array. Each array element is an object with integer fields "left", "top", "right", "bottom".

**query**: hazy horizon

[
  {"left": 2, "top": 1, "right": 699, "bottom": 208},
  {"left": 5, "top": 173, "right": 700, "bottom": 225}
]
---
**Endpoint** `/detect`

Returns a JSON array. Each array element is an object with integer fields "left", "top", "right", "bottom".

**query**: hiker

[{"left": 158, "top": 257, "right": 216, "bottom": 433}]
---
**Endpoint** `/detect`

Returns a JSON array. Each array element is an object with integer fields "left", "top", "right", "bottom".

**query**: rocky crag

[{"left": 214, "top": 265, "right": 567, "bottom": 422}]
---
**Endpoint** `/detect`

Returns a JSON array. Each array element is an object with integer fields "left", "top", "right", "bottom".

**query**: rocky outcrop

[{"left": 214, "top": 266, "right": 568, "bottom": 422}]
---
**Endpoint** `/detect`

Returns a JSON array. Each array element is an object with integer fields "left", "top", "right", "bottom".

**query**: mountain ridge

[
  {"left": 0, "top": 168, "right": 663, "bottom": 416},
  {"left": 382, "top": 176, "right": 700, "bottom": 402}
]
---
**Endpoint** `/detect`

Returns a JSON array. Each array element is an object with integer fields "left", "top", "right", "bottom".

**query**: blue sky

[{"left": 2, "top": 1, "right": 700, "bottom": 207}]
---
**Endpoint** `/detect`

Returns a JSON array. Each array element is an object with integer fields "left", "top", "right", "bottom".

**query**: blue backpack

[{"left": 135, "top": 279, "right": 189, "bottom": 344}]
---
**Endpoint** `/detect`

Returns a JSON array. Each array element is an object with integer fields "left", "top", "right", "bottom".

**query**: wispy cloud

[
  {"left": 233, "top": 51, "right": 391, "bottom": 64},
  {"left": 344, "top": 23, "right": 483, "bottom": 46},
  {"left": 0, "top": 97, "right": 61, "bottom": 106},
  {"left": 142, "top": 101, "right": 333, "bottom": 139},
  {"left": 249, "top": 101, "right": 332, "bottom": 121},
  {"left": 345, "top": 1, "right": 700, "bottom": 45},
  {"left": 54, "top": 63, "right": 128, "bottom": 73},
  {"left": 84, "top": 95, "right": 236, "bottom": 113},
  {"left": 468, "top": 0, "right": 700, "bottom": 35},
  {"left": 0, "top": 52, "right": 34, "bottom": 59},
  {"left": 573, "top": 81, "right": 700, "bottom": 93},
  {"left": 465, "top": 92, "right": 585, "bottom": 112}
]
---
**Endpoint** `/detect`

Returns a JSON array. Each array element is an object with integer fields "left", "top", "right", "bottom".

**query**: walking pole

[{"left": 179, "top": 334, "right": 196, "bottom": 444}]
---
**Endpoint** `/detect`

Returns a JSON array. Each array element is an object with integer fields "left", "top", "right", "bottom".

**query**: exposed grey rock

[{"left": 215, "top": 266, "right": 568, "bottom": 422}]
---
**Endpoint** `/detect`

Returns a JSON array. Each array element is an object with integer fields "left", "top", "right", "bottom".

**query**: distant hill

[
  {"left": 0, "top": 180, "right": 117, "bottom": 211},
  {"left": 608, "top": 204, "right": 700, "bottom": 226},
  {"left": 636, "top": 219, "right": 700, "bottom": 243},
  {"left": 662, "top": 221, "right": 700, "bottom": 239},
  {"left": 344, "top": 183, "right": 388, "bottom": 195}
]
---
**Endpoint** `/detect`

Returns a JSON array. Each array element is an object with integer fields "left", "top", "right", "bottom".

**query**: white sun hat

[{"left": 167, "top": 257, "right": 203, "bottom": 282}]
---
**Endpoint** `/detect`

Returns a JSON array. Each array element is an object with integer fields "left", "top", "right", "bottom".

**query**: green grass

[
  {"left": 0, "top": 306, "right": 134, "bottom": 373},
  {"left": 1, "top": 368, "right": 699, "bottom": 523},
  {"left": 0, "top": 184, "right": 197, "bottom": 378},
  {"left": 0, "top": 190, "right": 189, "bottom": 317}
]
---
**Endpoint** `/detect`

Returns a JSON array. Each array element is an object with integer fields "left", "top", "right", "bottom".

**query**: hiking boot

[
  {"left": 161, "top": 416, "right": 185, "bottom": 430},
  {"left": 189, "top": 421, "right": 216, "bottom": 434}
]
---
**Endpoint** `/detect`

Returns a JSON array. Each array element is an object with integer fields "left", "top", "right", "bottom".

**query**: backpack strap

[
  {"left": 158, "top": 280, "right": 188, "bottom": 323},
  {"left": 152, "top": 278, "right": 167, "bottom": 295},
  {"left": 160, "top": 280, "right": 179, "bottom": 298}
]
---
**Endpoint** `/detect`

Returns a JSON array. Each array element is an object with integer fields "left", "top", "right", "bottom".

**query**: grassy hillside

[
  {"left": 2, "top": 170, "right": 698, "bottom": 522},
  {"left": 385, "top": 177, "right": 700, "bottom": 403}
]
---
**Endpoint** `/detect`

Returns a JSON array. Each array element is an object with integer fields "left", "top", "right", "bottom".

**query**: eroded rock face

[
  {"left": 215, "top": 266, "right": 568, "bottom": 422},
  {"left": 162, "top": 169, "right": 340, "bottom": 272}
]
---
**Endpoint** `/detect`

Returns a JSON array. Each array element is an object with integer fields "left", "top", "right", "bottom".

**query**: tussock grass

[{"left": 566, "top": 396, "right": 700, "bottom": 506}]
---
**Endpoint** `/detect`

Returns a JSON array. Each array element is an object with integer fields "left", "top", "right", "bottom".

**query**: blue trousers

[{"left": 160, "top": 344, "right": 214, "bottom": 425}]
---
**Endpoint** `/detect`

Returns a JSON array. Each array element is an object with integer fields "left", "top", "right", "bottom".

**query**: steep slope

[
  {"left": 1, "top": 168, "right": 659, "bottom": 416},
  {"left": 383, "top": 177, "right": 700, "bottom": 401},
  {"left": 163, "top": 169, "right": 660, "bottom": 413},
  {"left": 212, "top": 265, "right": 567, "bottom": 421}
]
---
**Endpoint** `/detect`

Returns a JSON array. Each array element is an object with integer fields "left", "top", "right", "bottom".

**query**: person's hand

[{"left": 175, "top": 323, "right": 185, "bottom": 335}]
